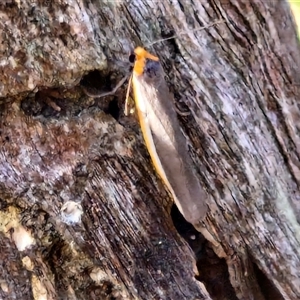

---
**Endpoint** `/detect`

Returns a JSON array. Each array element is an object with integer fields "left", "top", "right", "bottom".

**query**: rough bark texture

[{"left": 0, "top": 0, "right": 299, "bottom": 299}]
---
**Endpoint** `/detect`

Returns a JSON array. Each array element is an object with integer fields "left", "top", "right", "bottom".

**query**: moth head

[{"left": 130, "top": 47, "right": 159, "bottom": 76}]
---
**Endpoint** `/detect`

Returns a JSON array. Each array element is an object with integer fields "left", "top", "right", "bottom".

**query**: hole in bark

[
  {"left": 195, "top": 248, "right": 238, "bottom": 300},
  {"left": 80, "top": 70, "right": 122, "bottom": 120},
  {"left": 171, "top": 204, "right": 206, "bottom": 256},
  {"left": 80, "top": 70, "right": 112, "bottom": 95},
  {"left": 21, "top": 88, "right": 70, "bottom": 118},
  {"left": 171, "top": 204, "right": 237, "bottom": 300},
  {"left": 21, "top": 95, "right": 42, "bottom": 116},
  {"left": 159, "top": 32, "right": 180, "bottom": 61},
  {"left": 155, "top": 17, "right": 181, "bottom": 60},
  {"left": 104, "top": 98, "right": 120, "bottom": 120},
  {"left": 36, "top": 89, "right": 65, "bottom": 118},
  {"left": 251, "top": 259, "right": 284, "bottom": 300}
]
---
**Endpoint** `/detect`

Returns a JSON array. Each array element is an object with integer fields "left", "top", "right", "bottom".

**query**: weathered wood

[{"left": 0, "top": 0, "right": 300, "bottom": 299}]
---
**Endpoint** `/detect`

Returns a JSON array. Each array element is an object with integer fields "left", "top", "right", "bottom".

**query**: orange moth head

[{"left": 133, "top": 47, "right": 159, "bottom": 76}]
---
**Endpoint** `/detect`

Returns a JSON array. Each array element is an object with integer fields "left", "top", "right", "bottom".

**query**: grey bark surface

[{"left": 0, "top": 0, "right": 299, "bottom": 300}]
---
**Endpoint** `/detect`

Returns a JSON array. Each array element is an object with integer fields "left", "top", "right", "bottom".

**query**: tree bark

[{"left": 0, "top": 0, "right": 299, "bottom": 299}]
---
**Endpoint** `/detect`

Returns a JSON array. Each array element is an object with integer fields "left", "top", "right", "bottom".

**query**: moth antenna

[{"left": 146, "top": 19, "right": 226, "bottom": 47}]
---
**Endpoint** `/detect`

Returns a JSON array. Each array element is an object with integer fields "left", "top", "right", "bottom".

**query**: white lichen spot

[
  {"left": 28, "top": 76, "right": 35, "bottom": 90},
  {"left": 15, "top": 0, "right": 21, "bottom": 8},
  {"left": 0, "top": 281, "right": 9, "bottom": 293},
  {"left": 89, "top": 267, "right": 107, "bottom": 283},
  {"left": 31, "top": 274, "right": 48, "bottom": 300},
  {"left": 0, "top": 207, "right": 35, "bottom": 252},
  {"left": 60, "top": 201, "right": 83, "bottom": 224},
  {"left": 113, "top": 140, "right": 128, "bottom": 156},
  {"left": 22, "top": 256, "right": 34, "bottom": 271},
  {"left": 12, "top": 225, "right": 35, "bottom": 251}
]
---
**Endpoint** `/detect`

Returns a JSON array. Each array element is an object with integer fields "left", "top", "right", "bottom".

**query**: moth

[
  {"left": 82, "top": 46, "right": 208, "bottom": 224},
  {"left": 130, "top": 47, "right": 208, "bottom": 224}
]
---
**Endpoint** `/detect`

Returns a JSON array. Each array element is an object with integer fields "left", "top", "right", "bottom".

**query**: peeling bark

[{"left": 0, "top": 0, "right": 299, "bottom": 299}]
